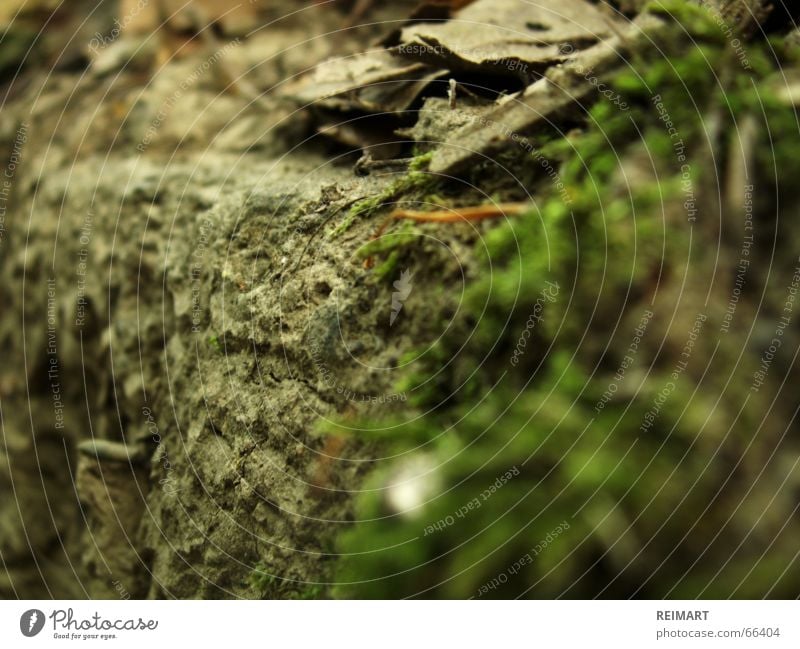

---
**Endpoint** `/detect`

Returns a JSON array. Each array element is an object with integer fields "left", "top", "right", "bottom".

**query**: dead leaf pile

[{"left": 283, "top": 0, "right": 634, "bottom": 161}]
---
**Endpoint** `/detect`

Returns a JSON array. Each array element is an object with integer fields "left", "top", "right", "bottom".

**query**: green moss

[
  {"left": 288, "top": 584, "right": 325, "bottom": 600},
  {"left": 248, "top": 565, "right": 276, "bottom": 595},
  {"left": 0, "top": 27, "right": 38, "bottom": 79},
  {"left": 249, "top": 566, "right": 326, "bottom": 599},
  {"left": 355, "top": 227, "right": 419, "bottom": 259},
  {"left": 354, "top": 222, "right": 423, "bottom": 281},
  {"left": 329, "top": 152, "right": 437, "bottom": 238}
]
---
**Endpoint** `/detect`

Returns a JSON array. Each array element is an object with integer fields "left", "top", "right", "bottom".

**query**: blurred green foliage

[{"left": 326, "top": 4, "right": 800, "bottom": 598}]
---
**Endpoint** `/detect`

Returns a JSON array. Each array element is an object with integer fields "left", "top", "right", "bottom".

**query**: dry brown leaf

[
  {"left": 288, "top": 49, "right": 447, "bottom": 113},
  {"left": 428, "top": 13, "right": 665, "bottom": 175},
  {"left": 394, "top": 0, "right": 627, "bottom": 77}
]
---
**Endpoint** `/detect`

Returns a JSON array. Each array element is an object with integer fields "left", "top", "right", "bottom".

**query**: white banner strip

[{"left": 1, "top": 600, "right": 797, "bottom": 648}]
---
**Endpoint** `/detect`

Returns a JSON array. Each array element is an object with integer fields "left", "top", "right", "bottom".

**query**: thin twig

[{"left": 389, "top": 202, "right": 530, "bottom": 223}]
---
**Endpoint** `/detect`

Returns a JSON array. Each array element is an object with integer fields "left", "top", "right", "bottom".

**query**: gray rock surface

[{"left": 0, "top": 6, "right": 466, "bottom": 598}]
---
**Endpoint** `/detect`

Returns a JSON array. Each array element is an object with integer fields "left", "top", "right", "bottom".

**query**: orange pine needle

[
  {"left": 388, "top": 202, "right": 530, "bottom": 224},
  {"left": 363, "top": 202, "right": 530, "bottom": 268}
]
